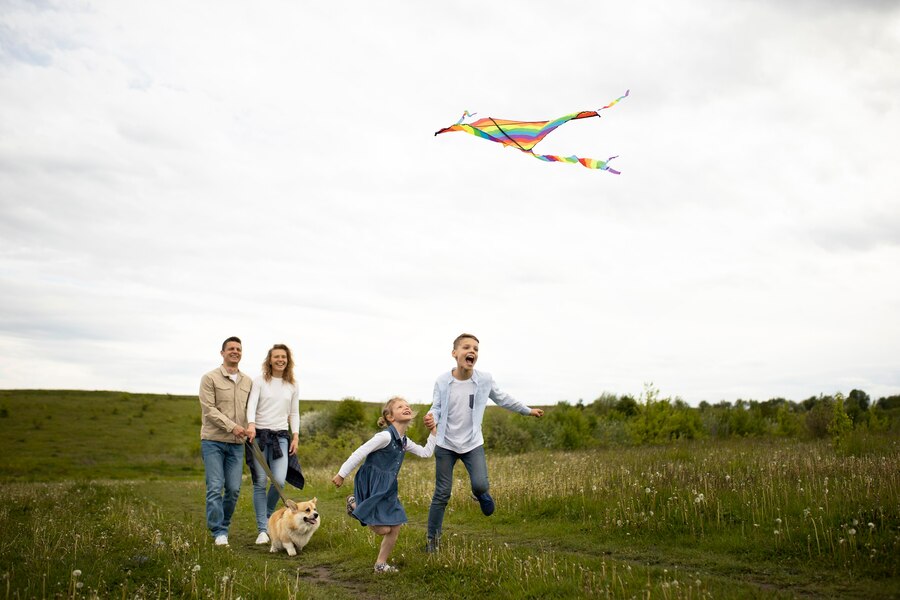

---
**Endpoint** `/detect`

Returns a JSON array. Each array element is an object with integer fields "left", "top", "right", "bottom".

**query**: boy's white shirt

[
  {"left": 428, "top": 369, "right": 532, "bottom": 448},
  {"left": 442, "top": 378, "right": 481, "bottom": 453},
  {"left": 338, "top": 429, "right": 437, "bottom": 478},
  {"left": 247, "top": 376, "right": 300, "bottom": 432}
]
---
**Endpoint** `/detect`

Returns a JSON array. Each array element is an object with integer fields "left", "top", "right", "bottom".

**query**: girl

[
  {"left": 247, "top": 344, "right": 301, "bottom": 545},
  {"left": 332, "top": 397, "right": 436, "bottom": 573}
]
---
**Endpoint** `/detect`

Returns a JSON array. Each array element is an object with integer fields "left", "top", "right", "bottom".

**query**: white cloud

[{"left": 1, "top": 0, "right": 899, "bottom": 404}]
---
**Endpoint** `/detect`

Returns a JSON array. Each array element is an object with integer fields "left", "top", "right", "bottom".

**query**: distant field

[{"left": 1, "top": 390, "right": 898, "bottom": 599}]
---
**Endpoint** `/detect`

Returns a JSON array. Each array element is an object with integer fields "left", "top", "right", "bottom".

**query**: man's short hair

[
  {"left": 221, "top": 336, "right": 242, "bottom": 351},
  {"left": 453, "top": 333, "right": 479, "bottom": 349}
]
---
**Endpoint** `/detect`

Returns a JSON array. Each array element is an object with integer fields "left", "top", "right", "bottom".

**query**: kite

[{"left": 434, "top": 90, "right": 629, "bottom": 173}]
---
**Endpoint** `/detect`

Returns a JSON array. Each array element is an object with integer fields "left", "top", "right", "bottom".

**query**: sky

[{"left": 1, "top": 0, "right": 899, "bottom": 407}]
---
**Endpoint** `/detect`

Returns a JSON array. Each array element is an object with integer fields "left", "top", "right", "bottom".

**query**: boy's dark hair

[
  {"left": 453, "top": 333, "right": 479, "bottom": 349},
  {"left": 221, "top": 336, "right": 242, "bottom": 351}
]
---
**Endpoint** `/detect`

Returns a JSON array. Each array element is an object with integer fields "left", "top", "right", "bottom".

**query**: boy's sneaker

[
  {"left": 374, "top": 563, "right": 398, "bottom": 573},
  {"left": 214, "top": 535, "right": 229, "bottom": 546},
  {"left": 255, "top": 531, "right": 270, "bottom": 545},
  {"left": 346, "top": 495, "right": 356, "bottom": 515},
  {"left": 473, "top": 492, "right": 495, "bottom": 516},
  {"left": 424, "top": 536, "right": 440, "bottom": 553}
]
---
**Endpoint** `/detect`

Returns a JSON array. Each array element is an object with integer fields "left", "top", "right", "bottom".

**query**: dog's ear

[{"left": 311, "top": 497, "right": 317, "bottom": 504}]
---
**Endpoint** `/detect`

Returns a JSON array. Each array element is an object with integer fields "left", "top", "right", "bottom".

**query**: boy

[{"left": 423, "top": 333, "right": 543, "bottom": 552}]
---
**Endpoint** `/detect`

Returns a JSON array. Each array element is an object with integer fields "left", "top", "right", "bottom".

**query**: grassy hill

[
  {"left": 1, "top": 390, "right": 898, "bottom": 599},
  {"left": 0, "top": 389, "right": 361, "bottom": 480}
]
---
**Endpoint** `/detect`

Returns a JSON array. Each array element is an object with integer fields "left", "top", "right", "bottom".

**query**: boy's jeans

[
  {"left": 427, "top": 445, "right": 489, "bottom": 539},
  {"left": 201, "top": 440, "right": 244, "bottom": 538},
  {"left": 248, "top": 437, "right": 289, "bottom": 533}
]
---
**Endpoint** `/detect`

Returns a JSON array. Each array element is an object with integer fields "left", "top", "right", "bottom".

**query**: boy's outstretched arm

[{"left": 530, "top": 408, "right": 544, "bottom": 418}]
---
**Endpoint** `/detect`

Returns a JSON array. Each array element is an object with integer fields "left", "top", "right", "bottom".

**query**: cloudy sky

[{"left": 1, "top": 0, "right": 898, "bottom": 406}]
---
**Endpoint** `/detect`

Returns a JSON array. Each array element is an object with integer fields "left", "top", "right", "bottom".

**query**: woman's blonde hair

[
  {"left": 377, "top": 396, "right": 414, "bottom": 428},
  {"left": 262, "top": 344, "right": 296, "bottom": 384}
]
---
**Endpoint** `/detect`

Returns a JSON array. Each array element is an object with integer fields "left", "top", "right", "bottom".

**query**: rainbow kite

[{"left": 435, "top": 90, "right": 629, "bottom": 173}]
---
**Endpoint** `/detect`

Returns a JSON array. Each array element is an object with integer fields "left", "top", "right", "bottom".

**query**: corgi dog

[{"left": 268, "top": 497, "right": 320, "bottom": 556}]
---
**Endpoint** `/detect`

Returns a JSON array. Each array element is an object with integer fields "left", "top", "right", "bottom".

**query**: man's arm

[{"left": 199, "top": 373, "right": 241, "bottom": 435}]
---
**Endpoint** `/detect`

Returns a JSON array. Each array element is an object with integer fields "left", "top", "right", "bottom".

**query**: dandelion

[
  {"left": 72, "top": 570, "right": 82, "bottom": 578},
  {"left": 775, "top": 518, "right": 782, "bottom": 525},
  {"left": 76, "top": 582, "right": 83, "bottom": 589},
  {"left": 774, "top": 530, "right": 781, "bottom": 536},
  {"left": 848, "top": 528, "right": 856, "bottom": 536},
  {"left": 852, "top": 519, "right": 858, "bottom": 526},
  {"left": 868, "top": 522, "right": 875, "bottom": 530},
  {"left": 192, "top": 565, "right": 201, "bottom": 573},
  {"left": 645, "top": 487, "right": 651, "bottom": 494}
]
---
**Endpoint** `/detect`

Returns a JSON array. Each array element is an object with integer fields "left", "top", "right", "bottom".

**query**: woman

[{"left": 246, "top": 343, "right": 300, "bottom": 545}]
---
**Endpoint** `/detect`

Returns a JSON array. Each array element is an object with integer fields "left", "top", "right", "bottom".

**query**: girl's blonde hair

[
  {"left": 377, "top": 396, "right": 414, "bottom": 428},
  {"left": 262, "top": 344, "right": 296, "bottom": 384}
]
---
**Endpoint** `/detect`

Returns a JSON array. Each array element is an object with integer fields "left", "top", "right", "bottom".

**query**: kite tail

[
  {"left": 455, "top": 110, "right": 477, "bottom": 124},
  {"left": 531, "top": 152, "right": 621, "bottom": 173},
  {"left": 597, "top": 89, "right": 629, "bottom": 112}
]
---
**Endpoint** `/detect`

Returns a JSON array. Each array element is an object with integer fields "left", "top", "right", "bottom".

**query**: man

[{"left": 199, "top": 336, "right": 251, "bottom": 546}]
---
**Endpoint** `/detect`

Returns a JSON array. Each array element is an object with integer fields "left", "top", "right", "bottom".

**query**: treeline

[{"left": 294, "top": 389, "right": 900, "bottom": 464}]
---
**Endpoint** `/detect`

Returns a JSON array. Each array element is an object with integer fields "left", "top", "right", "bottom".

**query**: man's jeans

[
  {"left": 427, "top": 445, "right": 489, "bottom": 539},
  {"left": 201, "top": 440, "right": 244, "bottom": 538},
  {"left": 248, "top": 436, "right": 289, "bottom": 533}
]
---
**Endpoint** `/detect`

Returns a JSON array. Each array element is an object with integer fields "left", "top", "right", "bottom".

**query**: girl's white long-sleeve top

[
  {"left": 337, "top": 431, "right": 436, "bottom": 478},
  {"left": 247, "top": 376, "right": 300, "bottom": 432}
]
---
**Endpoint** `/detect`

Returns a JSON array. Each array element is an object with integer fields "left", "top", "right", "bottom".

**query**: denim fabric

[
  {"left": 429, "top": 370, "right": 532, "bottom": 447},
  {"left": 201, "top": 440, "right": 244, "bottom": 538},
  {"left": 249, "top": 436, "right": 289, "bottom": 532},
  {"left": 427, "top": 445, "right": 489, "bottom": 539}
]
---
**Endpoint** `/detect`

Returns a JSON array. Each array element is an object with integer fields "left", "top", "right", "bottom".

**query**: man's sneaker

[
  {"left": 214, "top": 535, "right": 229, "bottom": 546},
  {"left": 374, "top": 563, "right": 398, "bottom": 573},
  {"left": 474, "top": 492, "right": 495, "bottom": 516},
  {"left": 346, "top": 495, "right": 356, "bottom": 515},
  {"left": 255, "top": 531, "right": 270, "bottom": 545},
  {"left": 424, "top": 537, "right": 440, "bottom": 553}
]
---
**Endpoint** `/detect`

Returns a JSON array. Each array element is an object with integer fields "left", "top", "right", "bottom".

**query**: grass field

[{"left": 1, "top": 390, "right": 898, "bottom": 599}]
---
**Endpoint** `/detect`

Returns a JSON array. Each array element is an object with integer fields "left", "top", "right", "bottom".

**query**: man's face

[
  {"left": 452, "top": 337, "right": 478, "bottom": 373},
  {"left": 221, "top": 342, "right": 242, "bottom": 367}
]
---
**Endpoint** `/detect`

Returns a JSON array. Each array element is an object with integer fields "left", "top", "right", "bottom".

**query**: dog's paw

[{"left": 269, "top": 546, "right": 277, "bottom": 553}]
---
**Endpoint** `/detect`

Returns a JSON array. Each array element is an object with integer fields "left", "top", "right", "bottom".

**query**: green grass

[{"left": 1, "top": 390, "right": 899, "bottom": 599}]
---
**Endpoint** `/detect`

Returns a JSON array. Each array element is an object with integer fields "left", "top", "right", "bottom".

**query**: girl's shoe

[
  {"left": 346, "top": 495, "right": 356, "bottom": 515},
  {"left": 374, "top": 563, "right": 398, "bottom": 573}
]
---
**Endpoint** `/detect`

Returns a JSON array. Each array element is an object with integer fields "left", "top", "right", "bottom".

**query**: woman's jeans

[
  {"left": 249, "top": 436, "right": 289, "bottom": 533},
  {"left": 427, "top": 445, "right": 489, "bottom": 539},
  {"left": 201, "top": 440, "right": 244, "bottom": 538}
]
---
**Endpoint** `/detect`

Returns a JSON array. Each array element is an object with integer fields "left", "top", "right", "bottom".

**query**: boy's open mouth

[{"left": 465, "top": 355, "right": 475, "bottom": 365}]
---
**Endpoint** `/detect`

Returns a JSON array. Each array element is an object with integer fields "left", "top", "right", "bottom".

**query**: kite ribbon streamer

[{"left": 435, "top": 90, "right": 628, "bottom": 172}]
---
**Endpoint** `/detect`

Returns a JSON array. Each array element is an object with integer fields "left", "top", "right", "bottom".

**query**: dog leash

[{"left": 246, "top": 439, "right": 298, "bottom": 511}]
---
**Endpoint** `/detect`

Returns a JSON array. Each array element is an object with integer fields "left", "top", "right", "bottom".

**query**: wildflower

[
  {"left": 76, "top": 582, "right": 83, "bottom": 589},
  {"left": 72, "top": 570, "right": 82, "bottom": 578},
  {"left": 192, "top": 565, "right": 201, "bottom": 573},
  {"left": 645, "top": 487, "right": 651, "bottom": 494},
  {"left": 848, "top": 528, "right": 856, "bottom": 536},
  {"left": 774, "top": 530, "right": 781, "bottom": 536},
  {"left": 775, "top": 518, "right": 782, "bottom": 525},
  {"left": 868, "top": 522, "right": 875, "bottom": 530},
  {"left": 852, "top": 519, "right": 858, "bottom": 526}
]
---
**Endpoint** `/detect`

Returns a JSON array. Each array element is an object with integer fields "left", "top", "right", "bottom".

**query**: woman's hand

[
  {"left": 289, "top": 435, "right": 299, "bottom": 455},
  {"left": 332, "top": 474, "right": 344, "bottom": 488}
]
